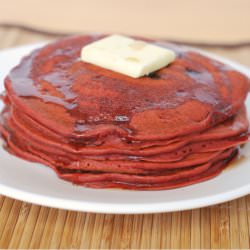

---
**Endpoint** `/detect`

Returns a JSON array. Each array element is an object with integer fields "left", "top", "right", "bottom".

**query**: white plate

[{"left": 0, "top": 42, "right": 250, "bottom": 214}]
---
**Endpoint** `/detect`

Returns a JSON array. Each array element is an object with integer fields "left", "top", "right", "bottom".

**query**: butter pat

[{"left": 81, "top": 34, "right": 176, "bottom": 78}]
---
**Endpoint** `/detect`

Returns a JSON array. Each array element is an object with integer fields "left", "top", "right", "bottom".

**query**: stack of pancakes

[{"left": 0, "top": 35, "right": 249, "bottom": 190}]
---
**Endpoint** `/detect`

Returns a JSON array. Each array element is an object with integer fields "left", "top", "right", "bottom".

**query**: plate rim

[{"left": 1, "top": 180, "right": 250, "bottom": 214}]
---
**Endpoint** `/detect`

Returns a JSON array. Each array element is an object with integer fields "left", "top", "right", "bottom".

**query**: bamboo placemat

[{"left": 0, "top": 26, "right": 250, "bottom": 249}]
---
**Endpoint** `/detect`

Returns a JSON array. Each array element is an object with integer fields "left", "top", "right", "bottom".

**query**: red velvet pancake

[{"left": 0, "top": 35, "right": 249, "bottom": 190}]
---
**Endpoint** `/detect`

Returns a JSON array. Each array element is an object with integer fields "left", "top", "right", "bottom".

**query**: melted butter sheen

[{"left": 7, "top": 35, "right": 234, "bottom": 133}]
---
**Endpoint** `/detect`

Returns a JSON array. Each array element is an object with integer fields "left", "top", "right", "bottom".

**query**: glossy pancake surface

[
  {"left": 0, "top": 35, "right": 249, "bottom": 190},
  {"left": 5, "top": 35, "right": 249, "bottom": 140}
]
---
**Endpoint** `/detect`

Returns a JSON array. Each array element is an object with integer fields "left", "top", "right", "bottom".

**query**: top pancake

[{"left": 5, "top": 35, "right": 250, "bottom": 141}]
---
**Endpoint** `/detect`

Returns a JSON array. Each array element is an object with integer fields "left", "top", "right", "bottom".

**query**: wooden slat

[
  {"left": 59, "top": 210, "right": 78, "bottom": 248},
  {"left": 7, "top": 202, "right": 32, "bottom": 248},
  {"left": 180, "top": 210, "right": 191, "bottom": 249},
  {"left": 0, "top": 198, "right": 15, "bottom": 240},
  {"left": 160, "top": 212, "right": 172, "bottom": 248},
  {"left": 190, "top": 208, "right": 201, "bottom": 248},
  {"left": 130, "top": 214, "right": 143, "bottom": 249},
  {"left": 219, "top": 202, "right": 230, "bottom": 249},
  {"left": 38, "top": 208, "right": 59, "bottom": 248},
  {"left": 237, "top": 198, "right": 250, "bottom": 249},
  {"left": 229, "top": 200, "right": 240, "bottom": 248},
  {"left": 170, "top": 211, "right": 181, "bottom": 248},
  {"left": 150, "top": 213, "right": 162, "bottom": 249},
  {"left": 200, "top": 207, "right": 211, "bottom": 249},
  {"left": 79, "top": 213, "right": 96, "bottom": 248},
  {"left": 49, "top": 210, "right": 68, "bottom": 248},
  {"left": 110, "top": 214, "right": 125, "bottom": 248},
  {"left": 140, "top": 214, "right": 153, "bottom": 248},
  {"left": 210, "top": 205, "right": 221, "bottom": 248},
  {"left": 17, "top": 205, "right": 41, "bottom": 248},
  {"left": 0, "top": 196, "right": 5, "bottom": 210},
  {"left": 99, "top": 214, "right": 115, "bottom": 249},
  {"left": 88, "top": 213, "right": 105, "bottom": 249},
  {"left": 28, "top": 206, "right": 51, "bottom": 248},
  {"left": 70, "top": 212, "right": 87, "bottom": 249},
  {"left": 0, "top": 200, "right": 22, "bottom": 248},
  {"left": 0, "top": 26, "right": 250, "bottom": 249},
  {"left": 120, "top": 214, "right": 133, "bottom": 249}
]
